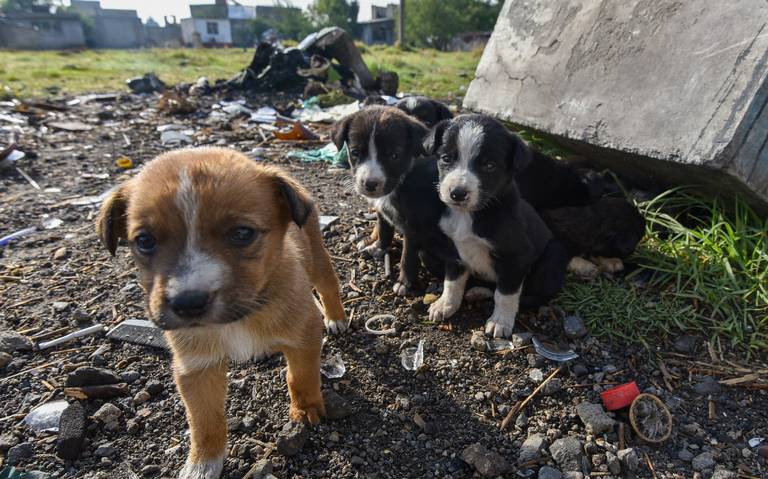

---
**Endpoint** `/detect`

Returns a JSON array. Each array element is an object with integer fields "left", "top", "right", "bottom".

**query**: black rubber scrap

[
  {"left": 57, "top": 401, "right": 87, "bottom": 460},
  {"left": 65, "top": 366, "right": 121, "bottom": 387}
]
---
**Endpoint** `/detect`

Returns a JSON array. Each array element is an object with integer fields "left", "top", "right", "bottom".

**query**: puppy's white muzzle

[{"left": 439, "top": 168, "right": 480, "bottom": 211}]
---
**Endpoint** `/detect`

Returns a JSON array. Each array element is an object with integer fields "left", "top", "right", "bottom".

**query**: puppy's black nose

[
  {"left": 364, "top": 179, "right": 380, "bottom": 192},
  {"left": 450, "top": 188, "right": 468, "bottom": 202},
  {"left": 170, "top": 290, "right": 210, "bottom": 318}
]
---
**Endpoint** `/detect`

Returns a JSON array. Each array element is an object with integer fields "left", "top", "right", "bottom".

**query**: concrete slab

[{"left": 464, "top": 0, "right": 768, "bottom": 210}]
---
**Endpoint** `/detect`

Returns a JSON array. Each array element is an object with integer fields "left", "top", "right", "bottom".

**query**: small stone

[
  {"left": 120, "top": 370, "right": 141, "bottom": 384},
  {"left": 276, "top": 422, "right": 308, "bottom": 456},
  {"left": 0, "top": 434, "right": 19, "bottom": 451},
  {"left": 572, "top": 364, "right": 588, "bottom": 377},
  {"left": 678, "top": 448, "right": 694, "bottom": 461},
  {"left": 538, "top": 466, "right": 562, "bottom": 479},
  {"left": 66, "top": 366, "right": 121, "bottom": 387},
  {"left": 133, "top": 390, "right": 151, "bottom": 405},
  {"left": 244, "top": 458, "right": 273, "bottom": 478},
  {"left": 328, "top": 431, "right": 340, "bottom": 442},
  {"left": 413, "top": 413, "right": 438, "bottom": 435},
  {"left": 694, "top": 377, "right": 722, "bottom": 395},
  {"left": 674, "top": 335, "right": 697, "bottom": 354},
  {"left": 549, "top": 437, "right": 584, "bottom": 472},
  {"left": 374, "top": 342, "right": 389, "bottom": 355},
  {"left": 94, "top": 444, "right": 117, "bottom": 457},
  {"left": 6, "top": 442, "right": 33, "bottom": 465},
  {"left": 474, "top": 392, "right": 485, "bottom": 401},
  {"left": 145, "top": 379, "right": 164, "bottom": 396},
  {"left": 518, "top": 433, "right": 547, "bottom": 464},
  {"left": 57, "top": 402, "right": 86, "bottom": 460},
  {"left": 606, "top": 451, "right": 621, "bottom": 474},
  {"left": 53, "top": 301, "right": 70, "bottom": 312},
  {"left": 576, "top": 402, "right": 616, "bottom": 434},
  {"left": 53, "top": 247, "right": 69, "bottom": 260},
  {"left": 423, "top": 293, "right": 439, "bottom": 305},
  {"left": 529, "top": 369, "right": 544, "bottom": 382},
  {"left": 140, "top": 464, "right": 161, "bottom": 476},
  {"left": 561, "top": 473, "right": 583, "bottom": 479},
  {"left": 351, "top": 455, "right": 364, "bottom": 465},
  {"left": 512, "top": 332, "right": 533, "bottom": 347},
  {"left": 73, "top": 309, "right": 91, "bottom": 323},
  {"left": 542, "top": 378, "right": 562, "bottom": 396},
  {"left": 0, "top": 331, "right": 34, "bottom": 353},
  {"left": 618, "top": 448, "right": 641, "bottom": 472},
  {"left": 711, "top": 468, "right": 737, "bottom": 479},
  {"left": 563, "top": 315, "right": 588, "bottom": 339},
  {"left": 528, "top": 353, "right": 545, "bottom": 368},
  {"left": 324, "top": 390, "right": 354, "bottom": 420},
  {"left": 0, "top": 352, "right": 11, "bottom": 368},
  {"left": 92, "top": 403, "right": 122, "bottom": 430},
  {"left": 515, "top": 413, "right": 529, "bottom": 429},
  {"left": 461, "top": 443, "right": 512, "bottom": 477},
  {"left": 691, "top": 451, "right": 716, "bottom": 471},
  {"left": 471, "top": 330, "right": 489, "bottom": 352}
]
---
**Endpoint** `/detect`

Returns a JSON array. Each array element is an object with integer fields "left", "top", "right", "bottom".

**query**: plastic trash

[
  {"left": 749, "top": 437, "right": 765, "bottom": 448},
  {"left": 0, "top": 144, "right": 24, "bottom": 169},
  {"left": 40, "top": 216, "right": 63, "bottom": 230},
  {"left": 161, "top": 130, "right": 193, "bottom": 146},
  {"left": 251, "top": 107, "right": 279, "bottom": 123},
  {"left": 38, "top": 324, "right": 105, "bottom": 350},
  {"left": 488, "top": 338, "right": 515, "bottom": 352},
  {"left": 601, "top": 381, "right": 641, "bottom": 411},
  {"left": 365, "top": 314, "right": 397, "bottom": 335},
  {"left": 115, "top": 156, "right": 133, "bottom": 169},
  {"left": 401, "top": 339, "right": 425, "bottom": 371},
  {"left": 106, "top": 319, "right": 168, "bottom": 349},
  {"left": 274, "top": 121, "right": 319, "bottom": 141},
  {"left": 319, "top": 215, "right": 339, "bottom": 232},
  {"left": 0, "top": 227, "right": 37, "bottom": 247},
  {"left": 287, "top": 142, "right": 337, "bottom": 163},
  {"left": 531, "top": 336, "right": 578, "bottom": 362},
  {"left": 320, "top": 353, "right": 346, "bottom": 379},
  {"left": 24, "top": 400, "right": 68, "bottom": 433}
]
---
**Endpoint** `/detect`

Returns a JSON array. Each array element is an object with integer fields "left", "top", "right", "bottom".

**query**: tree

[
  {"left": 251, "top": 1, "right": 314, "bottom": 41},
  {"left": 309, "top": 0, "right": 359, "bottom": 34},
  {"left": 0, "top": 0, "right": 55, "bottom": 13},
  {"left": 405, "top": 0, "right": 501, "bottom": 50}
]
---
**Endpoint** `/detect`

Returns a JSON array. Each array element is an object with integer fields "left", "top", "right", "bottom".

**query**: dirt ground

[{"left": 1, "top": 89, "right": 767, "bottom": 479}]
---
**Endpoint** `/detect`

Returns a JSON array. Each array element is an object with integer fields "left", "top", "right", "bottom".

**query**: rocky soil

[{"left": 1, "top": 88, "right": 767, "bottom": 479}]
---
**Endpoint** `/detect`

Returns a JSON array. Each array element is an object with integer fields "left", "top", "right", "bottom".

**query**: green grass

[{"left": 0, "top": 46, "right": 481, "bottom": 99}]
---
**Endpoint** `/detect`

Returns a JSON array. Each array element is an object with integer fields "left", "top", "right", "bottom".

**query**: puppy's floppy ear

[
  {"left": 331, "top": 115, "right": 353, "bottom": 149},
  {"left": 422, "top": 119, "right": 450, "bottom": 155},
  {"left": 275, "top": 174, "right": 314, "bottom": 227},
  {"left": 435, "top": 102, "right": 454, "bottom": 122},
  {"left": 406, "top": 117, "right": 429, "bottom": 156},
  {"left": 506, "top": 131, "right": 533, "bottom": 174},
  {"left": 96, "top": 184, "right": 130, "bottom": 256}
]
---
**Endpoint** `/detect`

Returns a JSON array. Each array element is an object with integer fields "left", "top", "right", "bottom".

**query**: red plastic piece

[{"left": 600, "top": 381, "right": 641, "bottom": 411}]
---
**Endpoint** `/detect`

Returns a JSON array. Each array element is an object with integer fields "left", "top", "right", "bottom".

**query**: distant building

[
  {"left": 70, "top": 0, "right": 144, "bottom": 48},
  {"left": 0, "top": 12, "right": 85, "bottom": 50},
  {"left": 449, "top": 31, "right": 491, "bottom": 52},
  {"left": 358, "top": 18, "right": 395, "bottom": 45},
  {"left": 144, "top": 16, "right": 183, "bottom": 48},
  {"left": 371, "top": 3, "right": 398, "bottom": 20}
]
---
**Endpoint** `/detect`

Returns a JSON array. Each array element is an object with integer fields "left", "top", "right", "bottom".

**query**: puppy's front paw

[
  {"left": 324, "top": 317, "right": 350, "bottom": 335},
  {"left": 178, "top": 455, "right": 225, "bottom": 479},
  {"left": 393, "top": 277, "right": 411, "bottom": 296},
  {"left": 595, "top": 257, "right": 624, "bottom": 273},
  {"left": 484, "top": 310, "right": 515, "bottom": 338},
  {"left": 289, "top": 401, "right": 325, "bottom": 425},
  {"left": 568, "top": 256, "right": 599, "bottom": 280},
  {"left": 428, "top": 294, "right": 461, "bottom": 322}
]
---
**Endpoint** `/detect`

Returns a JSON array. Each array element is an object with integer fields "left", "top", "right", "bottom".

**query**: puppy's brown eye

[
  {"left": 483, "top": 162, "right": 497, "bottom": 172},
  {"left": 228, "top": 226, "right": 257, "bottom": 246},
  {"left": 349, "top": 148, "right": 360, "bottom": 158},
  {"left": 134, "top": 232, "right": 157, "bottom": 255}
]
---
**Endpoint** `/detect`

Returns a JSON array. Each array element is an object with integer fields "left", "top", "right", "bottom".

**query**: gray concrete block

[{"left": 464, "top": 0, "right": 768, "bottom": 210}]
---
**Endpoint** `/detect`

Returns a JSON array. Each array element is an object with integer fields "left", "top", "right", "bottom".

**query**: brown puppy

[{"left": 97, "top": 147, "right": 347, "bottom": 479}]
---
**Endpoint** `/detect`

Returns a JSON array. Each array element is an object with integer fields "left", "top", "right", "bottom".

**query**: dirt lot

[{"left": 1, "top": 89, "right": 767, "bottom": 479}]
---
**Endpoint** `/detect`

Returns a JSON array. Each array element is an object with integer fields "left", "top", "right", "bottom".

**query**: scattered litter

[
  {"left": 64, "top": 383, "right": 129, "bottom": 400},
  {"left": 501, "top": 365, "right": 564, "bottom": 429},
  {"left": 251, "top": 106, "right": 280, "bottom": 123},
  {"left": 38, "top": 324, "right": 104, "bottom": 350},
  {"left": 0, "top": 227, "right": 37, "bottom": 247},
  {"left": 156, "top": 123, "right": 189, "bottom": 133},
  {"left": 601, "top": 381, "right": 641, "bottom": 411},
  {"left": 319, "top": 215, "right": 339, "bottom": 231},
  {"left": 15, "top": 167, "right": 40, "bottom": 190},
  {"left": 40, "top": 216, "right": 63, "bottom": 230},
  {"left": 24, "top": 400, "right": 68, "bottom": 433},
  {"left": 629, "top": 393, "right": 673, "bottom": 443},
  {"left": 81, "top": 172, "right": 109, "bottom": 179},
  {"left": 65, "top": 189, "right": 111, "bottom": 207},
  {"left": 0, "top": 467, "right": 50, "bottom": 479},
  {"left": 288, "top": 142, "right": 338, "bottom": 163},
  {"left": 161, "top": 130, "right": 193, "bottom": 146},
  {"left": 106, "top": 319, "right": 168, "bottom": 349},
  {"left": 291, "top": 101, "right": 358, "bottom": 123},
  {"left": 0, "top": 144, "right": 24, "bottom": 169},
  {"left": 115, "top": 156, "right": 133, "bottom": 169},
  {"left": 320, "top": 353, "right": 346, "bottom": 379},
  {"left": 274, "top": 121, "right": 319, "bottom": 141},
  {"left": 48, "top": 121, "right": 93, "bottom": 132},
  {"left": 401, "top": 339, "right": 425, "bottom": 371},
  {"left": 749, "top": 437, "right": 765, "bottom": 448},
  {"left": 0, "top": 113, "right": 27, "bottom": 125},
  {"left": 127, "top": 73, "right": 166, "bottom": 94},
  {"left": 531, "top": 336, "right": 578, "bottom": 362},
  {"left": 158, "top": 91, "right": 196, "bottom": 115},
  {"left": 365, "top": 314, "right": 397, "bottom": 335}
]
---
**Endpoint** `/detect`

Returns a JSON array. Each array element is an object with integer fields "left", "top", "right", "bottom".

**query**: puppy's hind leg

[
  {"left": 393, "top": 235, "right": 419, "bottom": 296},
  {"left": 521, "top": 239, "right": 569, "bottom": 308},
  {"left": 282, "top": 341, "right": 325, "bottom": 425},
  {"left": 175, "top": 362, "right": 228, "bottom": 479},
  {"left": 308, "top": 223, "right": 348, "bottom": 334}
]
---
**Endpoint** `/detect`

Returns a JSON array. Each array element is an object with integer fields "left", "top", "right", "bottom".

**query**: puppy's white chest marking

[
  {"left": 368, "top": 194, "right": 403, "bottom": 229},
  {"left": 440, "top": 209, "right": 496, "bottom": 281}
]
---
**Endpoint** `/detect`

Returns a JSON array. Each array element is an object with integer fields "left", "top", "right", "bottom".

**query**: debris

[
  {"left": 23, "top": 400, "right": 68, "bottom": 433},
  {"left": 65, "top": 383, "right": 129, "bottom": 400},
  {"left": 549, "top": 437, "right": 584, "bottom": 472},
  {"left": 532, "top": 337, "right": 578, "bottom": 362},
  {"left": 364, "top": 314, "right": 397, "bottom": 336},
  {"left": 319, "top": 215, "right": 339, "bottom": 231},
  {"left": 276, "top": 421, "right": 308, "bottom": 456},
  {"left": 576, "top": 402, "right": 616, "bottom": 434},
  {"left": 600, "top": 381, "right": 641, "bottom": 411},
  {"left": 106, "top": 319, "right": 168, "bottom": 349},
  {"left": 228, "top": 42, "right": 309, "bottom": 92},
  {"left": 320, "top": 353, "right": 346, "bottom": 379},
  {"left": 291, "top": 101, "right": 359, "bottom": 123},
  {"left": 115, "top": 156, "right": 133, "bottom": 169},
  {"left": 56, "top": 402, "right": 86, "bottom": 460},
  {"left": 0, "top": 144, "right": 24, "bottom": 169},
  {"left": 629, "top": 393, "right": 672, "bottom": 443},
  {"left": 748, "top": 437, "right": 765, "bottom": 448},
  {"left": 65, "top": 366, "right": 121, "bottom": 387},
  {"left": 127, "top": 73, "right": 166, "bottom": 94},
  {"left": 91, "top": 403, "right": 122, "bottom": 431},
  {"left": 38, "top": 324, "right": 104, "bottom": 350},
  {"left": 0, "top": 330, "right": 34, "bottom": 353},
  {"left": 461, "top": 443, "right": 512, "bottom": 478},
  {"left": 0, "top": 227, "right": 37, "bottom": 247},
  {"left": 401, "top": 339, "right": 425, "bottom": 371},
  {"left": 158, "top": 91, "right": 196, "bottom": 115},
  {"left": 501, "top": 365, "right": 564, "bottom": 429},
  {"left": 518, "top": 433, "right": 547, "bottom": 464},
  {"left": 48, "top": 121, "right": 93, "bottom": 132},
  {"left": 160, "top": 130, "right": 193, "bottom": 146},
  {"left": 274, "top": 121, "right": 319, "bottom": 141},
  {"left": 300, "top": 27, "right": 376, "bottom": 91},
  {"left": 563, "top": 315, "right": 588, "bottom": 339},
  {"left": 287, "top": 142, "right": 339, "bottom": 163}
]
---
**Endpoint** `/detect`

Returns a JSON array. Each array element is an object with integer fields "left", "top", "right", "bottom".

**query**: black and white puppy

[
  {"left": 424, "top": 114, "right": 568, "bottom": 337},
  {"left": 331, "top": 106, "right": 455, "bottom": 295},
  {"left": 395, "top": 96, "right": 454, "bottom": 128}
]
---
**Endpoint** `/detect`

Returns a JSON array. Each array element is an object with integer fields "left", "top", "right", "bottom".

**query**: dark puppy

[
  {"left": 425, "top": 114, "right": 568, "bottom": 337},
  {"left": 332, "top": 106, "right": 455, "bottom": 295},
  {"left": 396, "top": 96, "right": 454, "bottom": 127}
]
